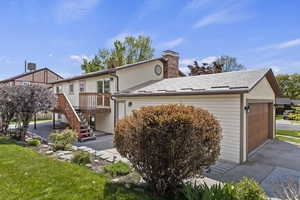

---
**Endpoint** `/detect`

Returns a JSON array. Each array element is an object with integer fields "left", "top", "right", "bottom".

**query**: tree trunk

[{"left": 21, "top": 122, "right": 29, "bottom": 141}]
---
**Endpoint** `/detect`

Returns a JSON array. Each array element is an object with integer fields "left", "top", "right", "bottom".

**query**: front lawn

[
  {"left": 276, "top": 130, "right": 300, "bottom": 138},
  {"left": 0, "top": 137, "right": 147, "bottom": 200},
  {"left": 276, "top": 115, "right": 283, "bottom": 120},
  {"left": 276, "top": 135, "right": 300, "bottom": 144}
]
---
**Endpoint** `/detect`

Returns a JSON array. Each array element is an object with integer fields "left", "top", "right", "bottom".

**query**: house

[
  {"left": 0, "top": 67, "right": 63, "bottom": 87},
  {"left": 52, "top": 50, "right": 280, "bottom": 164},
  {"left": 276, "top": 98, "right": 300, "bottom": 115}
]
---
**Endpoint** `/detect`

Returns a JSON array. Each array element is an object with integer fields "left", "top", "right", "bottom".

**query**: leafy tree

[
  {"left": 0, "top": 86, "right": 17, "bottom": 134},
  {"left": 215, "top": 56, "right": 245, "bottom": 72},
  {"left": 276, "top": 74, "right": 300, "bottom": 99},
  {"left": 14, "top": 85, "right": 56, "bottom": 141},
  {"left": 188, "top": 56, "right": 245, "bottom": 76},
  {"left": 81, "top": 35, "right": 155, "bottom": 73},
  {"left": 0, "top": 85, "right": 56, "bottom": 140}
]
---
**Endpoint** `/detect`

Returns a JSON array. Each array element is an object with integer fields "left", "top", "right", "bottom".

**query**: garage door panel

[{"left": 247, "top": 103, "right": 269, "bottom": 153}]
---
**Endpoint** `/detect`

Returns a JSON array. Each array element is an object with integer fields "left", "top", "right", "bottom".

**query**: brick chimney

[{"left": 162, "top": 50, "right": 179, "bottom": 78}]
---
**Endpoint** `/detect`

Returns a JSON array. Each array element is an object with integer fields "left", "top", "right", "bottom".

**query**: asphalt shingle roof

[{"left": 115, "top": 68, "right": 272, "bottom": 97}]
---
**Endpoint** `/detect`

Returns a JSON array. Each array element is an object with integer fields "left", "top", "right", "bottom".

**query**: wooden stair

[
  {"left": 76, "top": 110, "right": 96, "bottom": 142},
  {"left": 56, "top": 94, "right": 96, "bottom": 142}
]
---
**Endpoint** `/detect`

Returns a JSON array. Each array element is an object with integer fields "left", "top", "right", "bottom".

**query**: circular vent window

[{"left": 154, "top": 64, "right": 162, "bottom": 76}]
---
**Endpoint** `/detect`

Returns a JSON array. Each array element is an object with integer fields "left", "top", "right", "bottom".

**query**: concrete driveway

[
  {"left": 206, "top": 140, "right": 300, "bottom": 198},
  {"left": 276, "top": 119, "right": 300, "bottom": 130},
  {"left": 27, "top": 121, "right": 114, "bottom": 151}
]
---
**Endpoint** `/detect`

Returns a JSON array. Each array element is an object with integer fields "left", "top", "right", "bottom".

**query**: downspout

[{"left": 111, "top": 73, "right": 119, "bottom": 129}]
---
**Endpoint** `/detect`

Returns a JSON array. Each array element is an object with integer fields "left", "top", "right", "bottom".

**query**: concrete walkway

[{"left": 27, "top": 121, "right": 114, "bottom": 151}]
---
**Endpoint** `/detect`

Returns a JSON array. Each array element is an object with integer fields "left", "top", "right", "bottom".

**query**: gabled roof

[
  {"left": 52, "top": 58, "right": 163, "bottom": 84},
  {"left": 114, "top": 68, "right": 281, "bottom": 97},
  {"left": 0, "top": 68, "right": 63, "bottom": 83}
]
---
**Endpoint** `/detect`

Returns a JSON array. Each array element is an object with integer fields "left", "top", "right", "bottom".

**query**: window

[
  {"left": 56, "top": 86, "right": 61, "bottom": 94},
  {"left": 79, "top": 80, "right": 85, "bottom": 93},
  {"left": 104, "top": 80, "right": 110, "bottom": 93},
  {"left": 97, "top": 79, "right": 110, "bottom": 94},
  {"left": 69, "top": 84, "right": 74, "bottom": 94},
  {"left": 97, "top": 81, "right": 103, "bottom": 93},
  {"left": 22, "top": 81, "right": 31, "bottom": 86}
]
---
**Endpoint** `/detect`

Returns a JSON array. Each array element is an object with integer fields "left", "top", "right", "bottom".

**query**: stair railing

[{"left": 56, "top": 93, "right": 81, "bottom": 133}]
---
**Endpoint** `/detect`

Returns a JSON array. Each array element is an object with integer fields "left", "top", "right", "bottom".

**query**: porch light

[{"left": 244, "top": 105, "right": 250, "bottom": 113}]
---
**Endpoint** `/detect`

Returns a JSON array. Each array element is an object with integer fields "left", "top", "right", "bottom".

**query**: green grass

[
  {"left": 276, "top": 136, "right": 300, "bottom": 144},
  {"left": 276, "top": 115, "right": 283, "bottom": 120},
  {"left": 0, "top": 137, "right": 148, "bottom": 200},
  {"left": 9, "top": 119, "right": 52, "bottom": 125},
  {"left": 276, "top": 130, "right": 300, "bottom": 138}
]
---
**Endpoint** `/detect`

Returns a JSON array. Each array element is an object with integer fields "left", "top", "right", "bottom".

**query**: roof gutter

[{"left": 113, "top": 89, "right": 248, "bottom": 98}]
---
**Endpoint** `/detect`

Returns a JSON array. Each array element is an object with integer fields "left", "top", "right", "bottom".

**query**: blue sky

[{"left": 0, "top": 0, "right": 299, "bottom": 80}]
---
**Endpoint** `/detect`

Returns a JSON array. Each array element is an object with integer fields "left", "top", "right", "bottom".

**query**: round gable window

[{"left": 154, "top": 64, "right": 162, "bottom": 76}]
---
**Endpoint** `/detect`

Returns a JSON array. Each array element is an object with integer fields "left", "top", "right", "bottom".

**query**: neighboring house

[
  {"left": 276, "top": 98, "right": 300, "bottom": 114},
  {"left": 0, "top": 68, "right": 63, "bottom": 87},
  {"left": 53, "top": 50, "right": 280, "bottom": 164}
]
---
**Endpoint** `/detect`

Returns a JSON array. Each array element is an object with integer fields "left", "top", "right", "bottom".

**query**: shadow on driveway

[
  {"left": 28, "top": 121, "right": 114, "bottom": 151},
  {"left": 206, "top": 140, "right": 300, "bottom": 198}
]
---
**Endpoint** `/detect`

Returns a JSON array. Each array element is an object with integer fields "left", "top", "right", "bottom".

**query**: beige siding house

[{"left": 53, "top": 50, "right": 280, "bottom": 164}]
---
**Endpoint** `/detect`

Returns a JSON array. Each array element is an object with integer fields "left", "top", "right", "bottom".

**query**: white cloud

[
  {"left": 56, "top": 0, "right": 100, "bottom": 23},
  {"left": 48, "top": 54, "right": 53, "bottom": 57},
  {"left": 180, "top": 56, "right": 218, "bottom": 66},
  {"left": 199, "top": 56, "right": 218, "bottom": 64},
  {"left": 69, "top": 55, "right": 90, "bottom": 62},
  {"left": 180, "top": 58, "right": 196, "bottom": 66},
  {"left": 193, "top": 8, "right": 251, "bottom": 28},
  {"left": 258, "top": 38, "right": 300, "bottom": 51},
  {"left": 179, "top": 66, "right": 190, "bottom": 74},
  {"left": 158, "top": 38, "right": 184, "bottom": 49},
  {"left": 185, "top": 0, "right": 213, "bottom": 9},
  {"left": 0, "top": 56, "right": 13, "bottom": 64}
]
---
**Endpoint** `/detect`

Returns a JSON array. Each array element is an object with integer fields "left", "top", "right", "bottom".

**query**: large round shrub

[{"left": 114, "top": 104, "right": 222, "bottom": 195}]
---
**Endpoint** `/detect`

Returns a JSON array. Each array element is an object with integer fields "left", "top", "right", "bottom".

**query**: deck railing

[{"left": 79, "top": 93, "right": 111, "bottom": 111}]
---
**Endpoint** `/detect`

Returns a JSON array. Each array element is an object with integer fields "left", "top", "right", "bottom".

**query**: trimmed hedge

[{"left": 114, "top": 104, "right": 222, "bottom": 195}]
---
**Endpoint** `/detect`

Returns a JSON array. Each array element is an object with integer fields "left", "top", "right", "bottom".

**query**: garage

[
  {"left": 114, "top": 68, "right": 280, "bottom": 164},
  {"left": 247, "top": 103, "right": 273, "bottom": 153}
]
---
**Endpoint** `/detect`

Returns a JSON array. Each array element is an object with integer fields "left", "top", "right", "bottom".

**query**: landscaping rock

[
  {"left": 45, "top": 151, "right": 53, "bottom": 155},
  {"left": 95, "top": 151, "right": 105, "bottom": 157},
  {"left": 85, "top": 164, "right": 92, "bottom": 168},
  {"left": 124, "top": 183, "right": 131, "bottom": 189},
  {"left": 40, "top": 144, "right": 49, "bottom": 149},
  {"left": 112, "top": 178, "right": 119, "bottom": 182},
  {"left": 71, "top": 146, "right": 78, "bottom": 151},
  {"left": 59, "top": 154, "right": 73, "bottom": 161},
  {"left": 78, "top": 146, "right": 88, "bottom": 151}
]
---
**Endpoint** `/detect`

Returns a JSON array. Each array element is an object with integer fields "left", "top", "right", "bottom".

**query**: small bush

[
  {"left": 104, "top": 161, "right": 131, "bottom": 177},
  {"left": 182, "top": 182, "right": 236, "bottom": 200},
  {"left": 235, "top": 177, "right": 267, "bottom": 200},
  {"left": 71, "top": 150, "right": 91, "bottom": 165},
  {"left": 181, "top": 178, "right": 267, "bottom": 200},
  {"left": 49, "top": 129, "right": 77, "bottom": 151},
  {"left": 27, "top": 139, "right": 40, "bottom": 146},
  {"left": 114, "top": 104, "right": 222, "bottom": 195}
]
